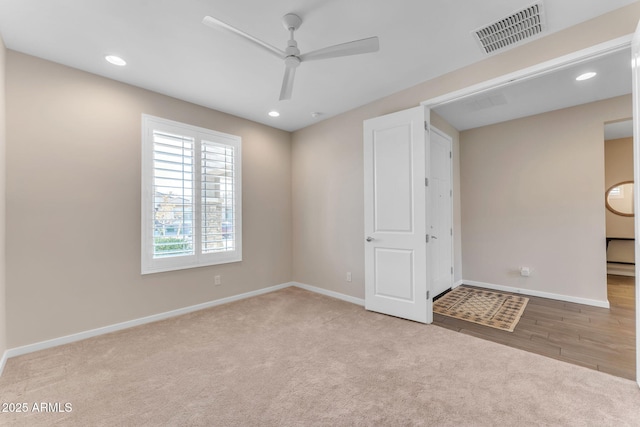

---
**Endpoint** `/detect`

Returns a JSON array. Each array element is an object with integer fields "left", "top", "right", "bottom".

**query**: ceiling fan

[{"left": 202, "top": 13, "right": 380, "bottom": 101}]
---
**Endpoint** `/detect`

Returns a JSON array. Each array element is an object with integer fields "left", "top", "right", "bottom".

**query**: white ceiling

[
  {"left": 0, "top": 0, "right": 637, "bottom": 132},
  {"left": 434, "top": 47, "right": 632, "bottom": 131},
  {"left": 605, "top": 120, "right": 633, "bottom": 140}
]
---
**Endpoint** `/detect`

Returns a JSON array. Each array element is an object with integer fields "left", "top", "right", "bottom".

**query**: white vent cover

[{"left": 473, "top": 2, "right": 546, "bottom": 55}]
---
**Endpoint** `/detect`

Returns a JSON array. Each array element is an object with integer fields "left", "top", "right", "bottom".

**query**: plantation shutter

[
  {"left": 152, "top": 131, "right": 195, "bottom": 258},
  {"left": 201, "top": 141, "right": 237, "bottom": 254}
]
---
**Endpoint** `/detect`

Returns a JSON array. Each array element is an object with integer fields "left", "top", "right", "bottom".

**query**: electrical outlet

[
  {"left": 214, "top": 275, "right": 222, "bottom": 285},
  {"left": 520, "top": 267, "right": 530, "bottom": 277},
  {"left": 346, "top": 272, "right": 352, "bottom": 282}
]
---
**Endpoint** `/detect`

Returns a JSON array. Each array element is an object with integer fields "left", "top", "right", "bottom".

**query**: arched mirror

[{"left": 605, "top": 181, "right": 634, "bottom": 217}]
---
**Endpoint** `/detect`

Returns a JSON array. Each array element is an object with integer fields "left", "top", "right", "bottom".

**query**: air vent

[{"left": 473, "top": 2, "right": 546, "bottom": 55}]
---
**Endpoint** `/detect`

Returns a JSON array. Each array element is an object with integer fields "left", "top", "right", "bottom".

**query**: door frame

[
  {"left": 429, "top": 125, "right": 454, "bottom": 297},
  {"left": 631, "top": 21, "right": 640, "bottom": 389},
  {"left": 421, "top": 33, "right": 637, "bottom": 386}
]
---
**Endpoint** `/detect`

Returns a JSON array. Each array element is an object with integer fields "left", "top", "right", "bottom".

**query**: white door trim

[
  {"left": 428, "top": 125, "right": 454, "bottom": 297},
  {"left": 631, "top": 20, "right": 640, "bottom": 389}
]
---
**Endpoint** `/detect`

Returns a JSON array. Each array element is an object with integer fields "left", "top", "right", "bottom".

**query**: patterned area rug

[{"left": 434, "top": 286, "right": 529, "bottom": 332}]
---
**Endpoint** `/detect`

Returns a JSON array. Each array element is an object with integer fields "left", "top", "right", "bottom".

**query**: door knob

[
  {"left": 366, "top": 236, "right": 374, "bottom": 242},
  {"left": 431, "top": 235, "right": 438, "bottom": 240}
]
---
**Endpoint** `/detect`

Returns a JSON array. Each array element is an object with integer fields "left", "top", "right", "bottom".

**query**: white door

[
  {"left": 429, "top": 127, "right": 453, "bottom": 297},
  {"left": 363, "top": 106, "right": 431, "bottom": 323},
  {"left": 631, "top": 19, "right": 640, "bottom": 388}
]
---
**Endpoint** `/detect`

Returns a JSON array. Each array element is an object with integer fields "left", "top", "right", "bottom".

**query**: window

[{"left": 141, "top": 115, "right": 241, "bottom": 274}]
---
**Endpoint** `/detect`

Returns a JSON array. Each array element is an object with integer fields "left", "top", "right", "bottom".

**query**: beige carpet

[
  {"left": 433, "top": 286, "right": 529, "bottom": 332},
  {"left": 1, "top": 287, "right": 640, "bottom": 426}
]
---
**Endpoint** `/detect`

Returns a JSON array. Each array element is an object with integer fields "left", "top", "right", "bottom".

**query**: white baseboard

[
  {"left": 2, "top": 281, "right": 363, "bottom": 367},
  {"left": 453, "top": 280, "right": 464, "bottom": 289},
  {"left": 292, "top": 282, "right": 365, "bottom": 306},
  {"left": 5, "top": 282, "right": 294, "bottom": 360},
  {"left": 462, "top": 280, "right": 610, "bottom": 308}
]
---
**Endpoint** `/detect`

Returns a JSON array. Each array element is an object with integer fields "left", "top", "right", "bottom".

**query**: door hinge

[
  {"left": 424, "top": 121, "right": 428, "bottom": 131},
  {"left": 426, "top": 291, "right": 430, "bottom": 300},
  {"left": 451, "top": 266, "right": 454, "bottom": 274},
  {"left": 425, "top": 178, "right": 429, "bottom": 186},
  {"left": 450, "top": 228, "right": 453, "bottom": 236},
  {"left": 426, "top": 234, "right": 429, "bottom": 243},
  {"left": 450, "top": 151, "right": 452, "bottom": 159},
  {"left": 450, "top": 189, "right": 452, "bottom": 197}
]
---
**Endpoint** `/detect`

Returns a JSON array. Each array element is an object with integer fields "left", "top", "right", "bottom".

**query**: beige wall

[
  {"left": 6, "top": 51, "right": 292, "bottom": 348},
  {"left": 291, "top": 3, "right": 640, "bottom": 301},
  {"left": 605, "top": 137, "right": 634, "bottom": 237},
  {"left": 5, "top": 3, "right": 640, "bottom": 349},
  {"left": 460, "top": 96, "right": 631, "bottom": 303},
  {"left": 0, "top": 35, "right": 7, "bottom": 358}
]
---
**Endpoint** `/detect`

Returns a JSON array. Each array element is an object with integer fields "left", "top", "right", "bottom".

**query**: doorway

[
  {"left": 604, "top": 120, "right": 635, "bottom": 277},
  {"left": 423, "top": 37, "right": 631, "bottom": 384}
]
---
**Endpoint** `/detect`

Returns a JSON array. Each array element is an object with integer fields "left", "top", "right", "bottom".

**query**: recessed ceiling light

[
  {"left": 268, "top": 111, "right": 280, "bottom": 117},
  {"left": 105, "top": 55, "right": 127, "bottom": 66},
  {"left": 576, "top": 71, "right": 597, "bottom": 81}
]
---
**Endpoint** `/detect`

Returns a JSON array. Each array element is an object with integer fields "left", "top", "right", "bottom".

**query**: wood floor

[{"left": 433, "top": 275, "right": 636, "bottom": 380}]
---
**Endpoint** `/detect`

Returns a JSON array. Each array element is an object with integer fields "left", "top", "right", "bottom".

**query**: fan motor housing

[{"left": 282, "top": 13, "right": 302, "bottom": 31}]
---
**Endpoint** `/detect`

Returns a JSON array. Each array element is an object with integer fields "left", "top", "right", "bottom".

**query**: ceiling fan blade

[
  {"left": 202, "top": 16, "right": 286, "bottom": 59},
  {"left": 279, "top": 65, "right": 297, "bottom": 101},
  {"left": 300, "top": 36, "right": 379, "bottom": 62}
]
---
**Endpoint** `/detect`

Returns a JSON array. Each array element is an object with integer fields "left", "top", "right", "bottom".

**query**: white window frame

[{"left": 141, "top": 114, "right": 242, "bottom": 274}]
